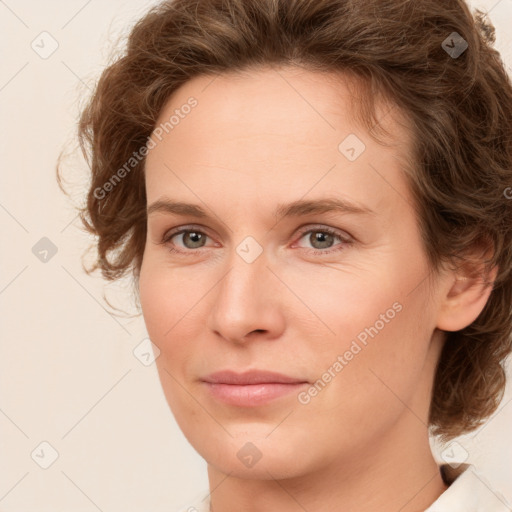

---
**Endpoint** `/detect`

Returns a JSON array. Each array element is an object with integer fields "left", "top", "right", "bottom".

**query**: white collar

[{"left": 425, "top": 463, "right": 510, "bottom": 511}]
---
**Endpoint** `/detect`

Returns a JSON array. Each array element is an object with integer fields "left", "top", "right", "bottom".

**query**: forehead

[
  {"left": 151, "top": 65, "right": 410, "bottom": 146},
  {"left": 144, "top": 66, "right": 415, "bottom": 220}
]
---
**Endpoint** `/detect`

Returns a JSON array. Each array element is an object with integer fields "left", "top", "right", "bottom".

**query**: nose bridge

[
  {"left": 207, "top": 234, "right": 281, "bottom": 340},
  {"left": 218, "top": 236, "right": 272, "bottom": 307}
]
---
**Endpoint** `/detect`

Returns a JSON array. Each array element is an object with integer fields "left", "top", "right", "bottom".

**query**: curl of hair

[{"left": 57, "top": 0, "right": 512, "bottom": 442}]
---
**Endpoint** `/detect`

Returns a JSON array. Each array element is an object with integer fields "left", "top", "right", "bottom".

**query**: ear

[{"left": 436, "top": 259, "right": 498, "bottom": 332}]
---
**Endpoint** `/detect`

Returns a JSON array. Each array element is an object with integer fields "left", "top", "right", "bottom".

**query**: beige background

[{"left": 1, "top": 0, "right": 511, "bottom": 510}]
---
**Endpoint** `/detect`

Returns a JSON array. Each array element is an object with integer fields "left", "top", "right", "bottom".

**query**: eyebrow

[{"left": 147, "top": 196, "right": 376, "bottom": 219}]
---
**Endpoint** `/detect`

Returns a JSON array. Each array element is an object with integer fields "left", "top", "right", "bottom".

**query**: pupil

[
  {"left": 312, "top": 231, "right": 332, "bottom": 249},
  {"left": 186, "top": 232, "right": 203, "bottom": 247}
]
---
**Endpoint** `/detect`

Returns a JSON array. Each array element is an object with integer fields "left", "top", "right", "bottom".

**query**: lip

[
  {"left": 202, "top": 369, "right": 307, "bottom": 385},
  {"left": 201, "top": 370, "right": 309, "bottom": 407}
]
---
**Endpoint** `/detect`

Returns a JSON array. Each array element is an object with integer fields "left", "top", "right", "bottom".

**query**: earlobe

[{"left": 436, "top": 266, "right": 498, "bottom": 332}]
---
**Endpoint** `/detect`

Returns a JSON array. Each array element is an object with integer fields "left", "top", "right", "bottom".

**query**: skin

[{"left": 138, "top": 66, "right": 496, "bottom": 512}]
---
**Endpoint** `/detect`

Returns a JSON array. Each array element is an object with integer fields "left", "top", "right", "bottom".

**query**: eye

[
  {"left": 160, "top": 226, "right": 212, "bottom": 253},
  {"left": 293, "top": 226, "right": 352, "bottom": 255},
  {"left": 158, "top": 224, "right": 353, "bottom": 256}
]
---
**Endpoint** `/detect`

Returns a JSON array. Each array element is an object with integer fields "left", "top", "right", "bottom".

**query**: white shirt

[
  {"left": 176, "top": 464, "right": 510, "bottom": 512},
  {"left": 425, "top": 464, "right": 510, "bottom": 511}
]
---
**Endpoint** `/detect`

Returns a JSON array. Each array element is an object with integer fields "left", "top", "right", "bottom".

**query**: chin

[{"left": 187, "top": 426, "right": 318, "bottom": 480}]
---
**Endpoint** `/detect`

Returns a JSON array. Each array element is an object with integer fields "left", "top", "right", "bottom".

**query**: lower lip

[{"left": 202, "top": 382, "right": 308, "bottom": 407}]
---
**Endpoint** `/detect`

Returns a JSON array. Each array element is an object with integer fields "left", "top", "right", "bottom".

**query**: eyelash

[{"left": 159, "top": 224, "right": 353, "bottom": 257}]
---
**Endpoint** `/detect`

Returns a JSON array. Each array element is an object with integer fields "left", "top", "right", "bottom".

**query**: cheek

[
  {"left": 138, "top": 255, "right": 199, "bottom": 341},
  {"left": 138, "top": 263, "right": 170, "bottom": 341},
  {"left": 138, "top": 260, "right": 202, "bottom": 422},
  {"left": 299, "top": 262, "right": 433, "bottom": 403},
  {"left": 314, "top": 291, "right": 432, "bottom": 424},
  {"left": 138, "top": 256, "right": 214, "bottom": 390},
  {"left": 282, "top": 266, "right": 402, "bottom": 354},
  {"left": 138, "top": 260, "right": 189, "bottom": 385},
  {"left": 293, "top": 304, "right": 432, "bottom": 455}
]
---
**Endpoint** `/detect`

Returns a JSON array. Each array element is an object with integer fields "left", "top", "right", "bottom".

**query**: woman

[{"left": 58, "top": 0, "right": 512, "bottom": 510}]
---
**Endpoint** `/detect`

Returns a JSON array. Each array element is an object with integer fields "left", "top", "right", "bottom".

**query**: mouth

[{"left": 201, "top": 369, "right": 309, "bottom": 407}]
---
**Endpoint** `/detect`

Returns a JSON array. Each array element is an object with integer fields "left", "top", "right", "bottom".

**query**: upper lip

[{"left": 202, "top": 370, "right": 308, "bottom": 385}]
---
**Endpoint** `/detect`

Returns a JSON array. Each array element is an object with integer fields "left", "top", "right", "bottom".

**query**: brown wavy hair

[{"left": 57, "top": 0, "right": 512, "bottom": 442}]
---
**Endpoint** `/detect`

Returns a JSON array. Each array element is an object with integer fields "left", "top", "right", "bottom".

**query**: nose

[{"left": 206, "top": 246, "right": 286, "bottom": 344}]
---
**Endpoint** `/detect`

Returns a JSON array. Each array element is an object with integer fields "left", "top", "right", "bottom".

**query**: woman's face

[{"left": 138, "top": 66, "right": 448, "bottom": 479}]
